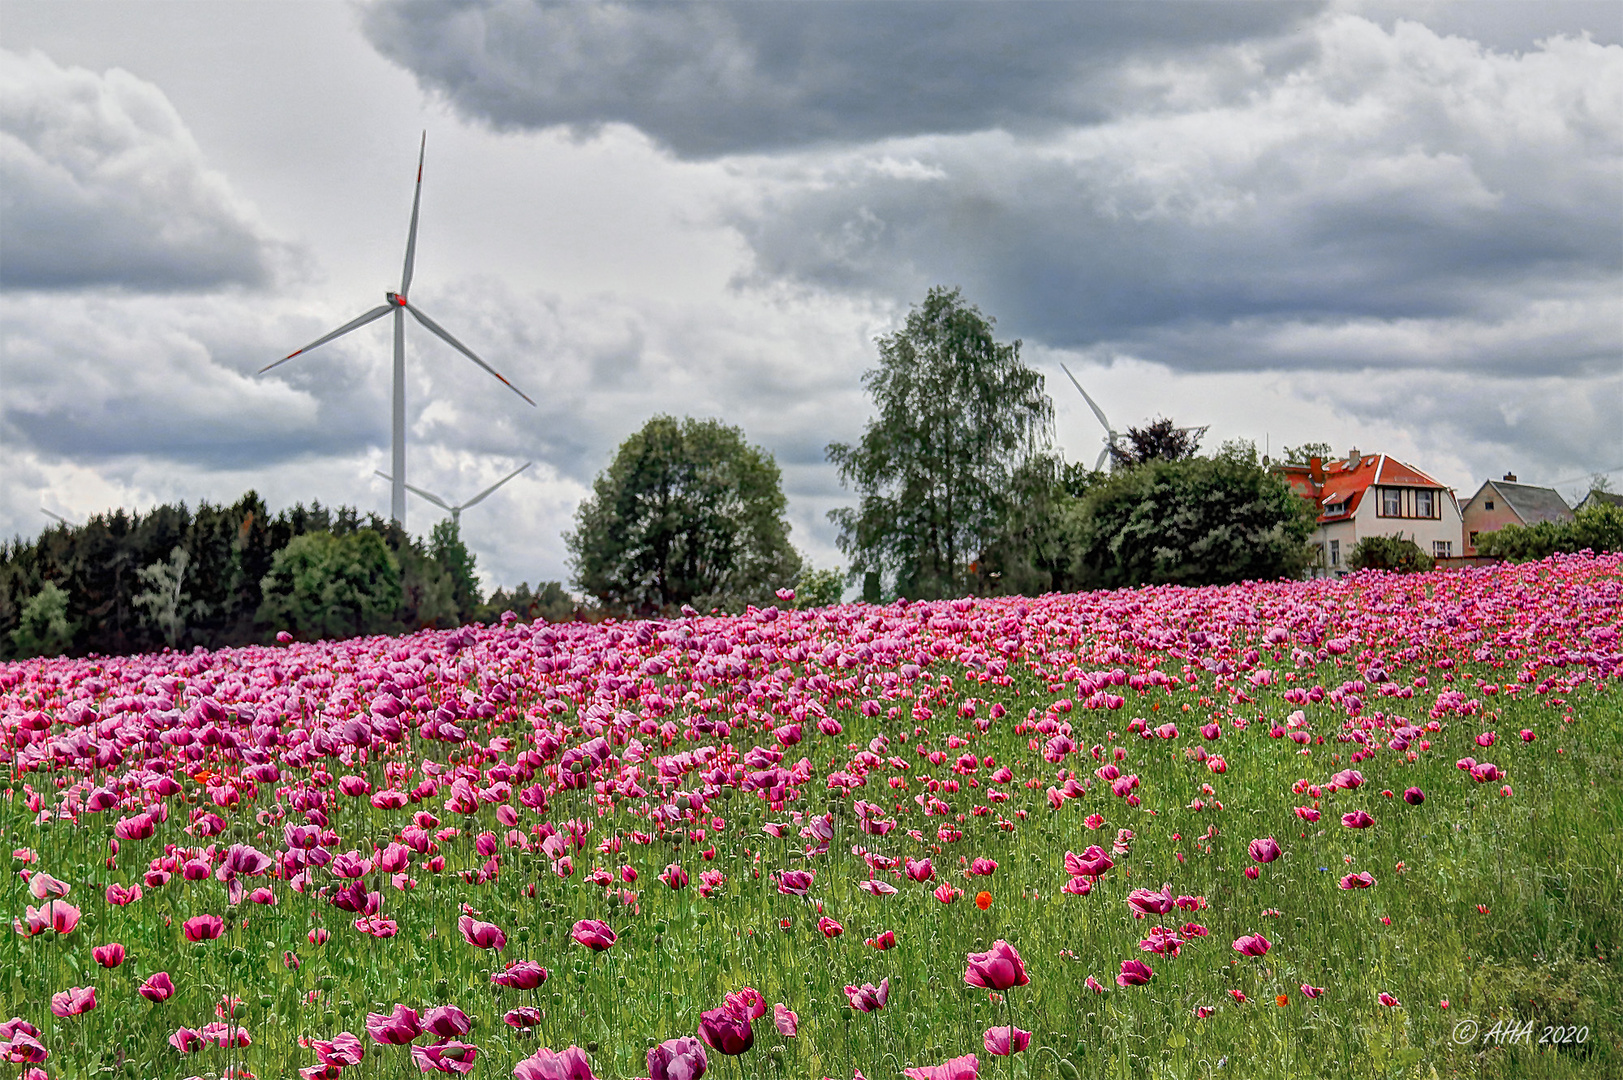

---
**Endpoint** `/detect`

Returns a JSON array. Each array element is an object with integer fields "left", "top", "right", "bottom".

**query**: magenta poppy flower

[
  {"left": 776, "top": 869, "right": 815, "bottom": 896},
  {"left": 513, "top": 1045, "right": 597, "bottom": 1080},
  {"left": 1125, "top": 887, "right": 1174, "bottom": 918},
  {"left": 774, "top": 1003, "right": 798, "bottom": 1038},
  {"left": 105, "top": 883, "right": 143, "bottom": 906},
  {"left": 492, "top": 960, "right": 548, "bottom": 990},
  {"left": 315, "top": 1031, "right": 365, "bottom": 1067},
  {"left": 844, "top": 977, "right": 890, "bottom": 1012},
  {"left": 1248, "top": 838, "right": 1282, "bottom": 864},
  {"left": 411, "top": 1040, "right": 479, "bottom": 1074},
  {"left": 968, "top": 858, "right": 997, "bottom": 876},
  {"left": 818, "top": 916, "right": 844, "bottom": 938},
  {"left": 904, "top": 1054, "right": 980, "bottom": 1080},
  {"left": 422, "top": 1005, "right": 471, "bottom": 1040},
  {"left": 15, "top": 900, "right": 81, "bottom": 937},
  {"left": 964, "top": 940, "right": 1028, "bottom": 991},
  {"left": 1232, "top": 933, "right": 1271, "bottom": 957},
  {"left": 1339, "top": 871, "right": 1376, "bottom": 889},
  {"left": 647, "top": 1035, "right": 707, "bottom": 1080},
  {"left": 1300, "top": 984, "right": 1326, "bottom": 999},
  {"left": 50, "top": 986, "right": 96, "bottom": 1017},
  {"left": 1064, "top": 847, "right": 1114, "bottom": 878},
  {"left": 1085, "top": 975, "right": 1106, "bottom": 994},
  {"left": 1341, "top": 811, "right": 1375, "bottom": 829},
  {"left": 92, "top": 942, "right": 125, "bottom": 968},
  {"left": 169, "top": 1027, "right": 204, "bottom": 1053},
  {"left": 182, "top": 914, "right": 224, "bottom": 942},
  {"left": 904, "top": 857, "right": 934, "bottom": 882},
  {"left": 569, "top": 919, "right": 617, "bottom": 951},
  {"left": 365, "top": 1004, "right": 422, "bottom": 1045},
  {"left": 983, "top": 1026, "right": 1031, "bottom": 1056},
  {"left": 1116, "top": 959, "right": 1154, "bottom": 987},
  {"left": 139, "top": 971, "right": 175, "bottom": 1002},
  {"left": 27, "top": 872, "right": 70, "bottom": 900},
  {"left": 934, "top": 883, "right": 962, "bottom": 904},
  {"left": 697, "top": 1006, "right": 754, "bottom": 1056},
  {"left": 722, "top": 987, "right": 765, "bottom": 1021},
  {"left": 1403, "top": 787, "right": 1425, "bottom": 805},
  {"left": 1379, "top": 992, "right": 1400, "bottom": 1007},
  {"left": 457, "top": 914, "right": 506, "bottom": 950},
  {"left": 660, "top": 863, "right": 689, "bottom": 890},
  {"left": 867, "top": 930, "right": 897, "bottom": 950},
  {"left": 505, "top": 1007, "right": 542, "bottom": 1030}
]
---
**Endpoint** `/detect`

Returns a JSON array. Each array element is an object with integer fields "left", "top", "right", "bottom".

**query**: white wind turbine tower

[
  {"left": 1059, "top": 362, "right": 1208, "bottom": 471},
  {"left": 260, "top": 134, "right": 535, "bottom": 529},
  {"left": 373, "top": 462, "right": 532, "bottom": 528}
]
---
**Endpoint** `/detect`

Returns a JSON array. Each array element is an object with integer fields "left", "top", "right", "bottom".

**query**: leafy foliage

[
  {"left": 1111, "top": 417, "right": 1202, "bottom": 468},
  {"left": 566, "top": 415, "right": 802, "bottom": 614},
  {"left": 1348, "top": 534, "right": 1435, "bottom": 574},
  {"left": 1071, "top": 441, "right": 1317, "bottom": 588},
  {"left": 256, "top": 531, "right": 404, "bottom": 641},
  {"left": 9, "top": 581, "right": 75, "bottom": 658},
  {"left": 478, "top": 581, "right": 578, "bottom": 624},
  {"left": 827, "top": 287, "right": 1053, "bottom": 599},
  {"left": 1477, "top": 503, "right": 1623, "bottom": 561},
  {"left": 1279, "top": 442, "right": 1335, "bottom": 466},
  {"left": 793, "top": 566, "right": 846, "bottom": 609}
]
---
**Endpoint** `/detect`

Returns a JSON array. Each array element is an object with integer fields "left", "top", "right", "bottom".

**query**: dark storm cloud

[
  {"left": 0, "top": 49, "right": 276, "bottom": 291},
  {"left": 359, "top": 0, "right": 1321, "bottom": 157}
]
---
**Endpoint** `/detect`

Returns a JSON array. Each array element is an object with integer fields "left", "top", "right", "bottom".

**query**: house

[
  {"left": 1460, "top": 473, "right": 1573, "bottom": 555},
  {"left": 1575, "top": 490, "right": 1623, "bottom": 512},
  {"left": 1273, "top": 449, "right": 1464, "bottom": 575}
]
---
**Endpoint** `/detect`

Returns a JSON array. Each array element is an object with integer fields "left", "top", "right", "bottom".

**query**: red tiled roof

[{"left": 1273, "top": 454, "right": 1449, "bottom": 525}]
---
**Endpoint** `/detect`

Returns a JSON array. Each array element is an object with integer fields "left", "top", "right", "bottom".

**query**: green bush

[
  {"left": 1348, "top": 534, "right": 1435, "bottom": 574},
  {"left": 1478, "top": 503, "right": 1623, "bottom": 561},
  {"left": 9, "top": 581, "right": 76, "bottom": 658},
  {"left": 794, "top": 566, "right": 846, "bottom": 609},
  {"left": 256, "top": 531, "right": 403, "bottom": 641}
]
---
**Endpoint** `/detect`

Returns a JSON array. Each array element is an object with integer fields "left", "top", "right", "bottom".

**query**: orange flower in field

[
  {"left": 1276, "top": 994, "right": 1289, "bottom": 1007},
  {"left": 975, "top": 891, "right": 992, "bottom": 911},
  {"left": 1477, "top": 905, "right": 1491, "bottom": 915}
]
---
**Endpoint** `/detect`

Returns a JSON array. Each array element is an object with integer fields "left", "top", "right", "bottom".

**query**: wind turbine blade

[
  {"left": 459, "top": 462, "right": 532, "bottom": 510},
  {"left": 400, "top": 132, "right": 425, "bottom": 296},
  {"left": 260, "top": 305, "right": 393, "bottom": 373},
  {"left": 405, "top": 304, "right": 536, "bottom": 406},
  {"left": 401, "top": 482, "right": 455, "bottom": 512},
  {"left": 373, "top": 470, "right": 393, "bottom": 482},
  {"left": 1059, "top": 362, "right": 1114, "bottom": 433},
  {"left": 1094, "top": 447, "right": 1110, "bottom": 472}
]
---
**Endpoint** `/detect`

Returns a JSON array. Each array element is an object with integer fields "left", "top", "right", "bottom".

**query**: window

[
  {"left": 1433, "top": 540, "right": 1452, "bottom": 558},
  {"left": 1484, "top": 500, "right": 1494, "bottom": 510},
  {"left": 1415, "top": 490, "right": 1435, "bottom": 518},
  {"left": 1381, "top": 489, "right": 1402, "bottom": 516},
  {"left": 1329, "top": 539, "right": 1341, "bottom": 566},
  {"left": 1469, "top": 531, "right": 1479, "bottom": 548}
]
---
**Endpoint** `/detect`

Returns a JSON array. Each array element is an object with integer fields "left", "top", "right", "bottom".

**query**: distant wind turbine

[
  {"left": 41, "top": 508, "right": 81, "bottom": 528},
  {"left": 260, "top": 134, "right": 535, "bottom": 529},
  {"left": 1059, "top": 362, "right": 1209, "bottom": 471},
  {"left": 373, "top": 462, "right": 533, "bottom": 528}
]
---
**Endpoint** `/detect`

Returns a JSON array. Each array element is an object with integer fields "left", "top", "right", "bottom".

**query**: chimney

[
  {"left": 1308, "top": 456, "right": 1324, "bottom": 485},
  {"left": 1502, "top": 471, "right": 1517, "bottom": 483},
  {"left": 1346, "top": 448, "right": 1361, "bottom": 468}
]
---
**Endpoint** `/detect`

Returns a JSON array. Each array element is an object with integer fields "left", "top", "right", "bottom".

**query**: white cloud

[{"left": 0, "top": 48, "right": 280, "bottom": 290}]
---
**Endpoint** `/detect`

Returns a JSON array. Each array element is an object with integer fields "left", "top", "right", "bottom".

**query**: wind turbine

[
  {"left": 260, "top": 134, "right": 535, "bottom": 529},
  {"left": 1059, "top": 363, "right": 1122, "bottom": 472},
  {"left": 41, "top": 509, "right": 81, "bottom": 528},
  {"left": 1059, "top": 363, "right": 1209, "bottom": 471},
  {"left": 373, "top": 462, "right": 532, "bottom": 528}
]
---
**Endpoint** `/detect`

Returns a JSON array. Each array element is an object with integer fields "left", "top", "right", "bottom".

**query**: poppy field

[{"left": 2, "top": 555, "right": 1620, "bottom": 1080}]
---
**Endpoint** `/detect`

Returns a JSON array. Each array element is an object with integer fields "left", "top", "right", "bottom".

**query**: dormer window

[
  {"left": 1382, "top": 489, "right": 1402, "bottom": 516},
  {"left": 1415, "top": 490, "right": 1434, "bottom": 517}
]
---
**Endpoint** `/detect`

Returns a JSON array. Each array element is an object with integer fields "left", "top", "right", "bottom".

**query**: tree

[
  {"left": 1477, "top": 503, "right": 1623, "bottom": 561},
  {"left": 827, "top": 287, "right": 1053, "bottom": 599},
  {"left": 132, "top": 547, "right": 201, "bottom": 649},
  {"left": 10, "top": 582, "right": 75, "bottom": 658},
  {"left": 1111, "top": 418, "right": 1202, "bottom": 468},
  {"left": 793, "top": 566, "right": 846, "bottom": 609},
  {"left": 1279, "top": 442, "right": 1334, "bottom": 466},
  {"left": 479, "top": 581, "right": 579, "bottom": 624},
  {"left": 566, "top": 415, "right": 802, "bottom": 613},
  {"left": 256, "top": 531, "right": 403, "bottom": 641},
  {"left": 1071, "top": 441, "right": 1317, "bottom": 588},
  {"left": 1348, "top": 535, "right": 1434, "bottom": 573},
  {"left": 430, "top": 519, "right": 482, "bottom": 620}
]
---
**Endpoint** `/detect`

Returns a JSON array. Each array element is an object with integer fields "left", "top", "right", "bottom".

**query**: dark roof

[
  {"left": 1578, "top": 490, "right": 1623, "bottom": 510},
  {"left": 1490, "top": 481, "right": 1573, "bottom": 525}
]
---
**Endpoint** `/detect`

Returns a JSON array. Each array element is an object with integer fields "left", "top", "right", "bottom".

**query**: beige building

[
  {"left": 1275, "top": 450, "right": 1464, "bottom": 575},
  {"left": 1460, "top": 474, "right": 1573, "bottom": 555}
]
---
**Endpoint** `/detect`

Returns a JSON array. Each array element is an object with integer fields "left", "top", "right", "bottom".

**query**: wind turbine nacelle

[{"left": 385, "top": 291, "right": 407, "bottom": 307}]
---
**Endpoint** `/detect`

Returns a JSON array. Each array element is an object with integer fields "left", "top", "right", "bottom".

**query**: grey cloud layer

[
  {"left": 0, "top": 49, "right": 276, "bottom": 291},
  {"left": 360, "top": 0, "right": 1319, "bottom": 157}
]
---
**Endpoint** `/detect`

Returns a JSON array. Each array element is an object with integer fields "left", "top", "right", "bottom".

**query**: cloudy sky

[{"left": 3, "top": 1, "right": 1620, "bottom": 593}]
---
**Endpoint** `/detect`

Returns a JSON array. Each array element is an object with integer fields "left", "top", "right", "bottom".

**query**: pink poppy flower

[
  {"left": 1339, "top": 871, "right": 1376, "bottom": 889},
  {"left": 968, "top": 858, "right": 997, "bottom": 876},
  {"left": 904, "top": 1053, "right": 980, "bottom": 1080},
  {"left": 513, "top": 1045, "right": 597, "bottom": 1080},
  {"left": 411, "top": 1040, "right": 479, "bottom": 1074},
  {"left": 1116, "top": 959, "right": 1154, "bottom": 987},
  {"left": 1403, "top": 787, "right": 1425, "bottom": 805},
  {"left": 723, "top": 987, "right": 765, "bottom": 1021},
  {"left": 139, "top": 971, "right": 175, "bottom": 1002},
  {"left": 505, "top": 1007, "right": 542, "bottom": 1030},
  {"left": 697, "top": 1006, "right": 754, "bottom": 1055},
  {"left": 857, "top": 879, "right": 899, "bottom": 896},
  {"left": 15, "top": 900, "right": 80, "bottom": 937},
  {"left": 50, "top": 986, "right": 96, "bottom": 1017},
  {"left": 92, "top": 942, "right": 125, "bottom": 968},
  {"left": 1248, "top": 837, "right": 1282, "bottom": 864},
  {"left": 660, "top": 863, "right": 689, "bottom": 890},
  {"left": 776, "top": 869, "right": 815, "bottom": 896},
  {"left": 1341, "top": 811, "right": 1375, "bottom": 829},
  {"left": 1193, "top": 1006, "right": 1215, "bottom": 1018},
  {"left": 866, "top": 930, "right": 897, "bottom": 950},
  {"left": 774, "top": 1003, "right": 798, "bottom": 1038},
  {"left": 983, "top": 1026, "right": 1031, "bottom": 1056},
  {"left": 314, "top": 1031, "right": 365, "bottom": 1067},
  {"left": 182, "top": 914, "right": 224, "bottom": 942},
  {"left": 1300, "top": 984, "right": 1326, "bottom": 999},
  {"left": 422, "top": 1005, "right": 471, "bottom": 1040},
  {"left": 492, "top": 960, "right": 548, "bottom": 990},
  {"left": 818, "top": 916, "right": 844, "bottom": 938},
  {"left": 1232, "top": 933, "right": 1271, "bottom": 957},
  {"left": 1379, "top": 992, "right": 1400, "bottom": 1007},
  {"left": 965, "top": 940, "right": 1029, "bottom": 991},
  {"left": 457, "top": 914, "right": 506, "bottom": 950},
  {"left": 1125, "top": 886, "right": 1174, "bottom": 918},
  {"left": 1085, "top": 975, "right": 1106, "bottom": 994},
  {"left": 844, "top": 977, "right": 890, "bottom": 1013},
  {"left": 647, "top": 1035, "right": 707, "bottom": 1080},
  {"left": 169, "top": 1027, "right": 204, "bottom": 1053},
  {"left": 105, "top": 883, "right": 143, "bottom": 906},
  {"left": 27, "top": 872, "right": 70, "bottom": 900},
  {"left": 933, "top": 883, "right": 962, "bottom": 904},
  {"left": 365, "top": 1004, "right": 422, "bottom": 1045},
  {"left": 569, "top": 919, "right": 616, "bottom": 951}
]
